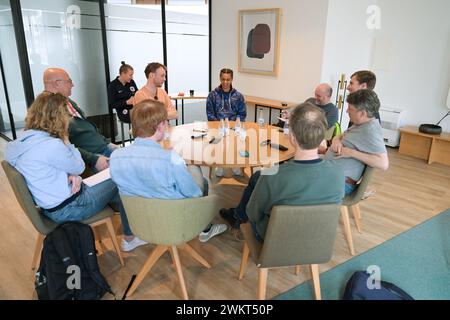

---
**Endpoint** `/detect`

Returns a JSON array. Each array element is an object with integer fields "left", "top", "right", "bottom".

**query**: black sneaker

[{"left": 219, "top": 208, "right": 240, "bottom": 229}]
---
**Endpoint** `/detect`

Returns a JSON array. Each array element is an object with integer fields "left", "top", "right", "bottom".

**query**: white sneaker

[
  {"left": 199, "top": 224, "right": 228, "bottom": 243},
  {"left": 232, "top": 168, "right": 243, "bottom": 176},
  {"left": 121, "top": 236, "right": 148, "bottom": 252},
  {"left": 215, "top": 167, "right": 224, "bottom": 177}
]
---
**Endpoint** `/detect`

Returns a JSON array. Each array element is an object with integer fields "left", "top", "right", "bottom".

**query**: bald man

[
  {"left": 305, "top": 83, "right": 339, "bottom": 129},
  {"left": 43, "top": 68, "right": 117, "bottom": 172}
]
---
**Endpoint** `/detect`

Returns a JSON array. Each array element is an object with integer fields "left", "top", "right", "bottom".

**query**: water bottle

[
  {"left": 164, "top": 126, "right": 171, "bottom": 140},
  {"left": 235, "top": 117, "right": 241, "bottom": 134},
  {"left": 239, "top": 120, "right": 247, "bottom": 140},
  {"left": 219, "top": 118, "right": 225, "bottom": 137},
  {"left": 225, "top": 118, "right": 230, "bottom": 136},
  {"left": 283, "top": 119, "right": 290, "bottom": 135},
  {"left": 257, "top": 108, "right": 265, "bottom": 127}
]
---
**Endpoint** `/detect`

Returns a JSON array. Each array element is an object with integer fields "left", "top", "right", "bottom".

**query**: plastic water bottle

[
  {"left": 235, "top": 117, "right": 241, "bottom": 134},
  {"left": 164, "top": 126, "right": 170, "bottom": 140},
  {"left": 257, "top": 108, "right": 265, "bottom": 127},
  {"left": 239, "top": 120, "right": 247, "bottom": 140},
  {"left": 283, "top": 119, "right": 290, "bottom": 135},
  {"left": 219, "top": 118, "right": 225, "bottom": 137},
  {"left": 225, "top": 118, "right": 230, "bottom": 136}
]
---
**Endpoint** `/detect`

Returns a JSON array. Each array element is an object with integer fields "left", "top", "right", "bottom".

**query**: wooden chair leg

[
  {"left": 341, "top": 206, "right": 355, "bottom": 255},
  {"left": 354, "top": 203, "right": 362, "bottom": 219},
  {"left": 169, "top": 246, "right": 189, "bottom": 300},
  {"left": 209, "top": 166, "right": 214, "bottom": 179},
  {"left": 239, "top": 242, "right": 250, "bottom": 280},
  {"left": 310, "top": 264, "right": 321, "bottom": 300},
  {"left": 32, "top": 233, "right": 45, "bottom": 271},
  {"left": 351, "top": 205, "right": 363, "bottom": 234},
  {"left": 93, "top": 225, "right": 104, "bottom": 255},
  {"left": 126, "top": 245, "right": 168, "bottom": 298},
  {"left": 105, "top": 218, "right": 125, "bottom": 266},
  {"left": 179, "top": 243, "right": 211, "bottom": 268},
  {"left": 257, "top": 268, "right": 268, "bottom": 300},
  {"left": 295, "top": 265, "right": 302, "bottom": 276}
]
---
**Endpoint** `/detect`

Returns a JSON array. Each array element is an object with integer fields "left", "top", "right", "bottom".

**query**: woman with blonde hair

[{"left": 5, "top": 92, "right": 147, "bottom": 251}]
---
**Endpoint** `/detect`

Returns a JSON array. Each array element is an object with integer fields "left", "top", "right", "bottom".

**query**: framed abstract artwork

[{"left": 238, "top": 8, "right": 281, "bottom": 76}]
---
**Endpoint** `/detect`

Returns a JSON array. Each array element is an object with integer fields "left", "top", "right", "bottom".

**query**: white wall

[
  {"left": 373, "top": 0, "right": 450, "bottom": 132},
  {"left": 213, "top": 0, "right": 450, "bottom": 133},
  {"left": 212, "top": 0, "right": 329, "bottom": 122},
  {"left": 320, "top": 0, "right": 376, "bottom": 129},
  {"left": 316, "top": 0, "right": 450, "bottom": 132}
]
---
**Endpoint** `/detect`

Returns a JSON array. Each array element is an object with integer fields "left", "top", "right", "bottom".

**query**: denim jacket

[
  {"left": 206, "top": 86, "right": 246, "bottom": 121},
  {"left": 109, "top": 138, "right": 202, "bottom": 199}
]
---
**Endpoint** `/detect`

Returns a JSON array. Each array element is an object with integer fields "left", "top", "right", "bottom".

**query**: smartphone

[
  {"left": 191, "top": 133, "right": 206, "bottom": 139},
  {"left": 210, "top": 136, "right": 222, "bottom": 144},
  {"left": 270, "top": 143, "right": 288, "bottom": 151},
  {"left": 239, "top": 150, "right": 250, "bottom": 157},
  {"left": 193, "top": 128, "right": 208, "bottom": 133}
]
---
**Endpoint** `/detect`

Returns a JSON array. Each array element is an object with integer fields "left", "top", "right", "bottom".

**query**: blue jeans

[
  {"left": 345, "top": 183, "right": 357, "bottom": 196},
  {"left": 91, "top": 144, "right": 117, "bottom": 174},
  {"left": 43, "top": 179, "right": 133, "bottom": 236},
  {"left": 234, "top": 170, "right": 264, "bottom": 241},
  {"left": 235, "top": 170, "right": 261, "bottom": 222}
]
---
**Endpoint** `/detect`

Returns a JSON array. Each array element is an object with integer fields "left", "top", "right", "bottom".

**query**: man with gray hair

[
  {"left": 325, "top": 89, "right": 389, "bottom": 195},
  {"left": 43, "top": 68, "right": 117, "bottom": 172},
  {"left": 220, "top": 103, "right": 345, "bottom": 241},
  {"left": 347, "top": 70, "right": 380, "bottom": 126}
]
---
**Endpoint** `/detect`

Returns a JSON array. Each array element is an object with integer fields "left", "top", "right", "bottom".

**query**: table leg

[
  {"left": 175, "top": 100, "right": 178, "bottom": 126},
  {"left": 182, "top": 99, "right": 185, "bottom": 125}
]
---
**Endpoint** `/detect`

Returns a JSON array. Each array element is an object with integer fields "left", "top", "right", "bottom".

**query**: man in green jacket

[
  {"left": 43, "top": 68, "right": 117, "bottom": 172},
  {"left": 220, "top": 103, "right": 345, "bottom": 242}
]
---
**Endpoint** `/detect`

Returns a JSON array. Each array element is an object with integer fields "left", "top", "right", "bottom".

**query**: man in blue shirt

[{"left": 110, "top": 99, "right": 227, "bottom": 242}]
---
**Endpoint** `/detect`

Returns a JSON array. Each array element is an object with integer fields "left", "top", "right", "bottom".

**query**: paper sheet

[{"left": 82, "top": 168, "right": 111, "bottom": 187}]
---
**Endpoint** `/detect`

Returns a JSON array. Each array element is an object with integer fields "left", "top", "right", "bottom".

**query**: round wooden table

[{"left": 163, "top": 121, "right": 295, "bottom": 177}]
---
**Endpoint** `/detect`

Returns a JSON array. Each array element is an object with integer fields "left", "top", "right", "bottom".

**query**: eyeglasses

[{"left": 56, "top": 79, "right": 73, "bottom": 84}]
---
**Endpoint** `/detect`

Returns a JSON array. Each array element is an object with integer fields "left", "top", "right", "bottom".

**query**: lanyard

[{"left": 67, "top": 101, "right": 82, "bottom": 118}]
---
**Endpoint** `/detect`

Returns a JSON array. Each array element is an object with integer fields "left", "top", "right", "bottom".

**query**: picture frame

[{"left": 238, "top": 8, "right": 281, "bottom": 76}]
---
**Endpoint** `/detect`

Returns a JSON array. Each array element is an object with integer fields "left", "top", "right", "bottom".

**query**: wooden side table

[
  {"left": 245, "top": 95, "right": 296, "bottom": 124},
  {"left": 398, "top": 126, "right": 450, "bottom": 166}
]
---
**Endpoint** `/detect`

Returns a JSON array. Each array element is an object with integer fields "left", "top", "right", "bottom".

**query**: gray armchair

[{"left": 238, "top": 203, "right": 341, "bottom": 300}]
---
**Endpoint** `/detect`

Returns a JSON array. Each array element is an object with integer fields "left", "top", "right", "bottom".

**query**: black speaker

[{"left": 418, "top": 124, "right": 442, "bottom": 135}]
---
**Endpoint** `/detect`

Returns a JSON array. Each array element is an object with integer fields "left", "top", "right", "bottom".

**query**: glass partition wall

[
  {"left": 0, "top": 0, "right": 210, "bottom": 143},
  {"left": 105, "top": 1, "right": 163, "bottom": 141},
  {"left": 0, "top": 0, "right": 27, "bottom": 140},
  {"left": 166, "top": 0, "right": 209, "bottom": 123}
]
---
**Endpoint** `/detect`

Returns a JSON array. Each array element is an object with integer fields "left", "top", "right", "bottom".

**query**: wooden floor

[{"left": 0, "top": 146, "right": 449, "bottom": 300}]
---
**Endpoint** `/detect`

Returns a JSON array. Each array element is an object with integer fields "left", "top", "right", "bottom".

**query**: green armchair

[
  {"left": 120, "top": 194, "right": 220, "bottom": 299},
  {"left": 1, "top": 160, "right": 124, "bottom": 271}
]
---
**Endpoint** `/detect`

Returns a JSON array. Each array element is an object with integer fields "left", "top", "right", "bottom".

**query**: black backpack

[
  {"left": 343, "top": 271, "right": 414, "bottom": 300},
  {"left": 35, "top": 221, "right": 115, "bottom": 300}
]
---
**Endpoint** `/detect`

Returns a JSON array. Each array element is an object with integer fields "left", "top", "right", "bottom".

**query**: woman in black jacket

[{"left": 107, "top": 61, "right": 138, "bottom": 124}]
